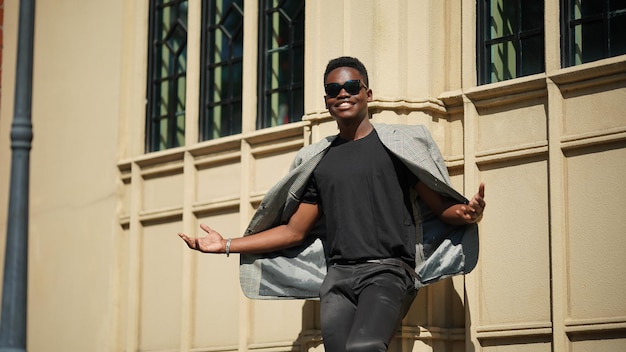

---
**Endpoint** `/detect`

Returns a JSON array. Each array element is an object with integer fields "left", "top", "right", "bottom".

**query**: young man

[{"left": 179, "top": 56, "right": 485, "bottom": 351}]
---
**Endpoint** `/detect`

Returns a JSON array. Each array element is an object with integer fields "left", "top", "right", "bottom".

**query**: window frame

[
  {"left": 145, "top": 0, "right": 189, "bottom": 152},
  {"left": 561, "top": 0, "right": 626, "bottom": 67},
  {"left": 476, "top": 0, "right": 545, "bottom": 85},
  {"left": 199, "top": 0, "right": 245, "bottom": 141},
  {"left": 256, "top": 0, "right": 305, "bottom": 129}
]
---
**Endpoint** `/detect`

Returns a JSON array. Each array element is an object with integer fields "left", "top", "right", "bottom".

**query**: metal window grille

[
  {"left": 257, "top": 0, "right": 305, "bottom": 129},
  {"left": 200, "top": 0, "right": 244, "bottom": 141},
  {"left": 561, "top": 0, "right": 626, "bottom": 67},
  {"left": 477, "top": 0, "right": 545, "bottom": 85},
  {"left": 146, "top": 0, "right": 188, "bottom": 152}
]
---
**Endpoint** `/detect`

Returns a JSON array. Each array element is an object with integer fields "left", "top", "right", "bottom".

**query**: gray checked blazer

[{"left": 240, "top": 123, "right": 479, "bottom": 299}]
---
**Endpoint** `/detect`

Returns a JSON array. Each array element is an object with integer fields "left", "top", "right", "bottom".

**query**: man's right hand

[{"left": 178, "top": 224, "right": 226, "bottom": 253}]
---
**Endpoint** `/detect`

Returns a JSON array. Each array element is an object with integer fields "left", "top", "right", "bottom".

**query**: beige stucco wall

[
  {"left": 0, "top": 0, "right": 624, "bottom": 351},
  {"left": 0, "top": 0, "right": 126, "bottom": 351}
]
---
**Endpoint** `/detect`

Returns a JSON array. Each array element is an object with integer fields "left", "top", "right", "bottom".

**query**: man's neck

[{"left": 337, "top": 119, "right": 374, "bottom": 141}]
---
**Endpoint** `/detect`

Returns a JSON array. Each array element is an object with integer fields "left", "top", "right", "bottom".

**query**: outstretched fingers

[
  {"left": 178, "top": 224, "right": 225, "bottom": 253},
  {"left": 200, "top": 223, "right": 213, "bottom": 234},
  {"left": 455, "top": 183, "right": 486, "bottom": 223},
  {"left": 476, "top": 183, "right": 485, "bottom": 206},
  {"left": 178, "top": 232, "right": 197, "bottom": 250}
]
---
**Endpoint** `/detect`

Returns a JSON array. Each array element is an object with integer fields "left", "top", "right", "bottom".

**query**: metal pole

[{"left": 0, "top": 0, "right": 36, "bottom": 351}]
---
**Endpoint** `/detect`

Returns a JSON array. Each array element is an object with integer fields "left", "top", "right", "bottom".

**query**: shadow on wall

[
  {"left": 394, "top": 279, "right": 471, "bottom": 352},
  {"left": 296, "top": 300, "right": 323, "bottom": 351}
]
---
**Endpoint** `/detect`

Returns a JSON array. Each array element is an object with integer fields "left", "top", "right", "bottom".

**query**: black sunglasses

[{"left": 324, "top": 80, "right": 368, "bottom": 98}]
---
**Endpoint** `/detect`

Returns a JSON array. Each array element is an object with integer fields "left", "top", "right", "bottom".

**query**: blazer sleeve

[{"left": 239, "top": 139, "right": 332, "bottom": 299}]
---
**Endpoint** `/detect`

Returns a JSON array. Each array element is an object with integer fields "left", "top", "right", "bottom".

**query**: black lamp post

[{"left": 0, "top": 0, "right": 36, "bottom": 351}]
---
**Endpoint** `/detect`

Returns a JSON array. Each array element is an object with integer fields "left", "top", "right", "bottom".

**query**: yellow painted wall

[{"left": 1, "top": 0, "right": 126, "bottom": 350}]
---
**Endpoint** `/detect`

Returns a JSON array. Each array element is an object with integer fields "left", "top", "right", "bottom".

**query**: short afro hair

[{"left": 323, "top": 56, "right": 369, "bottom": 86}]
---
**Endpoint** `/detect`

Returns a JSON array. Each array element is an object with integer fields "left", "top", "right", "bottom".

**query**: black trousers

[{"left": 319, "top": 262, "right": 418, "bottom": 352}]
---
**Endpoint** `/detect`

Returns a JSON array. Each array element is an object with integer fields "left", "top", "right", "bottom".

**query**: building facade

[{"left": 0, "top": 0, "right": 625, "bottom": 351}]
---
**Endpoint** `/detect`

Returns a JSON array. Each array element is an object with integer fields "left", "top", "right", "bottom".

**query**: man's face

[{"left": 324, "top": 67, "right": 372, "bottom": 122}]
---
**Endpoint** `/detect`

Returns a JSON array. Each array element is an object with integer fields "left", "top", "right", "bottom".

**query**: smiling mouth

[{"left": 335, "top": 101, "right": 354, "bottom": 108}]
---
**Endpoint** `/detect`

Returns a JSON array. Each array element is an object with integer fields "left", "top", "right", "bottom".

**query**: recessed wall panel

[
  {"left": 477, "top": 158, "right": 551, "bottom": 327},
  {"left": 448, "top": 172, "right": 465, "bottom": 195},
  {"left": 428, "top": 276, "right": 466, "bottom": 328},
  {"left": 447, "top": 114, "right": 465, "bottom": 158},
  {"left": 565, "top": 143, "right": 626, "bottom": 320},
  {"left": 143, "top": 172, "right": 184, "bottom": 211},
  {"left": 251, "top": 300, "right": 309, "bottom": 344},
  {"left": 196, "top": 161, "right": 241, "bottom": 202},
  {"left": 252, "top": 150, "right": 298, "bottom": 194},
  {"left": 562, "top": 84, "right": 626, "bottom": 137},
  {"left": 476, "top": 99, "right": 547, "bottom": 153},
  {"left": 570, "top": 332, "right": 626, "bottom": 352},
  {"left": 193, "top": 210, "right": 241, "bottom": 348},
  {"left": 140, "top": 221, "right": 183, "bottom": 351}
]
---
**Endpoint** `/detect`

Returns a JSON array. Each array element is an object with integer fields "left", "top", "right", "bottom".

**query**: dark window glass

[
  {"left": 477, "top": 0, "right": 545, "bottom": 84},
  {"left": 257, "top": 0, "right": 305, "bottom": 129},
  {"left": 610, "top": 13, "right": 626, "bottom": 56},
  {"left": 522, "top": 1, "right": 544, "bottom": 30},
  {"left": 562, "top": 0, "right": 626, "bottom": 66},
  {"left": 521, "top": 35, "right": 545, "bottom": 76},
  {"left": 146, "top": 0, "right": 188, "bottom": 152},
  {"left": 199, "top": 0, "right": 244, "bottom": 140}
]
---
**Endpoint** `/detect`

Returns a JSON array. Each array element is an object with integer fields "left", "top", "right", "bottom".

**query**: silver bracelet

[{"left": 225, "top": 238, "right": 232, "bottom": 257}]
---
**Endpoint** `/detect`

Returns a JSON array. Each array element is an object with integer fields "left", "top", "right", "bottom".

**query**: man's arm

[
  {"left": 416, "top": 182, "right": 486, "bottom": 225},
  {"left": 178, "top": 202, "right": 321, "bottom": 254}
]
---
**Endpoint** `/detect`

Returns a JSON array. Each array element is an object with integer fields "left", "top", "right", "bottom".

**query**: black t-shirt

[{"left": 302, "top": 129, "right": 418, "bottom": 265}]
